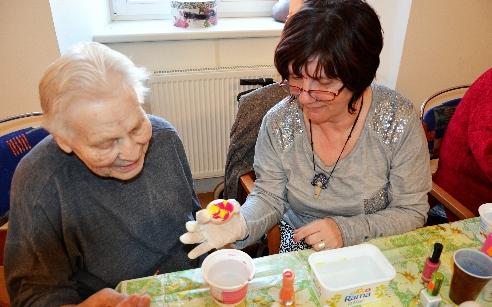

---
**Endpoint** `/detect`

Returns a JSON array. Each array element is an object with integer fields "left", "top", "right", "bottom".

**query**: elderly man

[{"left": 5, "top": 42, "right": 201, "bottom": 306}]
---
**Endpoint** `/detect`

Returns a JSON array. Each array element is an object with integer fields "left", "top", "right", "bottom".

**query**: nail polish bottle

[
  {"left": 422, "top": 242, "right": 443, "bottom": 283},
  {"left": 279, "top": 269, "right": 295, "bottom": 306},
  {"left": 481, "top": 233, "right": 492, "bottom": 301},
  {"left": 420, "top": 271, "right": 443, "bottom": 307}
]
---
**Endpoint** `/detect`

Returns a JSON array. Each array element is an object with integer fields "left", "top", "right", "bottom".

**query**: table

[{"left": 117, "top": 218, "right": 488, "bottom": 306}]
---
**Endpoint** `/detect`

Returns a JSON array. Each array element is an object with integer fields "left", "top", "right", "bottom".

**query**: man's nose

[{"left": 118, "top": 136, "right": 140, "bottom": 161}]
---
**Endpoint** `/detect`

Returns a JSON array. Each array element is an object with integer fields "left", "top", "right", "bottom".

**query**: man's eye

[
  {"left": 97, "top": 141, "right": 114, "bottom": 149},
  {"left": 131, "top": 123, "right": 144, "bottom": 135}
]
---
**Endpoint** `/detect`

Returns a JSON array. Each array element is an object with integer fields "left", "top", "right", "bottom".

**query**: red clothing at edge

[{"left": 434, "top": 68, "right": 492, "bottom": 216}]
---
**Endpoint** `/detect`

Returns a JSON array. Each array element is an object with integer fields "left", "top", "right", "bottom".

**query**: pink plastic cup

[{"left": 201, "top": 249, "right": 255, "bottom": 305}]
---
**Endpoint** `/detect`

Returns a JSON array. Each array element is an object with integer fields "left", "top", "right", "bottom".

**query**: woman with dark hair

[{"left": 181, "top": 0, "right": 431, "bottom": 259}]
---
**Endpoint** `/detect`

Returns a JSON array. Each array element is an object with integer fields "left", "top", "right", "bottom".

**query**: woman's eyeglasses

[{"left": 280, "top": 80, "right": 344, "bottom": 102}]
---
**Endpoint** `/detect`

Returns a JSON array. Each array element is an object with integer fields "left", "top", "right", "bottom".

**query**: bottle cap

[
  {"left": 430, "top": 242, "right": 443, "bottom": 263},
  {"left": 282, "top": 269, "right": 294, "bottom": 287},
  {"left": 427, "top": 271, "right": 444, "bottom": 296}
]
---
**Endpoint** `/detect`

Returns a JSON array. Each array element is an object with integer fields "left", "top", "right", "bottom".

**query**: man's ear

[{"left": 53, "top": 134, "right": 73, "bottom": 154}]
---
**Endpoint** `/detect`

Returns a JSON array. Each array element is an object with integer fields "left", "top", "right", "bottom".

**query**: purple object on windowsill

[{"left": 272, "top": 0, "right": 290, "bottom": 23}]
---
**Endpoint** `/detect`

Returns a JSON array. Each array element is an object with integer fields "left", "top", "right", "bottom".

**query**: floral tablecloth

[{"left": 117, "top": 218, "right": 488, "bottom": 306}]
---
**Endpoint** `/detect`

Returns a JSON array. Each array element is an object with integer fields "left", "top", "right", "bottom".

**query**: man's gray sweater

[{"left": 5, "top": 116, "right": 200, "bottom": 306}]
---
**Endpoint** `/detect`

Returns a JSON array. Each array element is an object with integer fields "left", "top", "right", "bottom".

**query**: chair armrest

[
  {"left": 238, "top": 172, "right": 281, "bottom": 255},
  {"left": 0, "top": 265, "right": 9, "bottom": 306},
  {"left": 239, "top": 172, "right": 255, "bottom": 195},
  {"left": 430, "top": 181, "right": 475, "bottom": 220},
  {"left": 267, "top": 224, "right": 280, "bottom": 255}
]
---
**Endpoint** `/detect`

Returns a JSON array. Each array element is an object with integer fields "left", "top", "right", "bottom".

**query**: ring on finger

[{"left": 316, "top": 240, "right": 326, "bottom": 250}]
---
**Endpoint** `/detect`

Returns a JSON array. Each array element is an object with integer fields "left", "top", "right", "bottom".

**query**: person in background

[
  {"left": 181, "top": 0, "right": 431, "bottom": 258},
  {"left": 5, "top": 42, "right": 201, "bottom": 306},
  {"left": 433, "top": 68, "right": 492, "bottom": 217}
]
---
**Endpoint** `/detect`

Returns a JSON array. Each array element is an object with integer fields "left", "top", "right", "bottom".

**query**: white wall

[
  {"left": 49, "top": 0, "right": 110, "bottom": 54},
  {"left": 0, "top": 1, "right": 59, "bottom": 118},
  {"left": 0, "top": 1, "right": 110, "bottom": 119},
  {"left": 396, "top": 0, "right": 492, "bottom": 108},
  {"left": 105, "top": 37, "right": 279, "bottom": 72},
  {"left": 368, "top": 0, "right": 412, "bottom": 88}
]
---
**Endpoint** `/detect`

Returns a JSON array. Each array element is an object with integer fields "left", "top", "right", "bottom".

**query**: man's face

[{"left": 57, "top": 93, "right": 152, "bottom": 180}]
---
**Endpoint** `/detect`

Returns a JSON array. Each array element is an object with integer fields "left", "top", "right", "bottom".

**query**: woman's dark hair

[{"left": 274, "top": 0, "right": 383, "bottom": 113}]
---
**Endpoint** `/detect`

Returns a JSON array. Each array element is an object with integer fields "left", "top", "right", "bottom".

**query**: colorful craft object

[
  {"left": 171, "top": 1, "right": 217, "bottom": 29},
  {"left": 206, "top": 199, "right": 240, "bottom": 224}
]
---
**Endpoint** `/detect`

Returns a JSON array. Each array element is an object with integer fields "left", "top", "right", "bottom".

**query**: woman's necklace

[{"left": 310, "top": 96, "right": 364, "bottom": 199}]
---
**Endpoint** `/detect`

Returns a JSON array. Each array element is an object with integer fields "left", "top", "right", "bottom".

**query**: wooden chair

[
  {"left": 0, "top": 112, "right": 47, "bottom": 306},
  {"left": 420, "top": 86, "right": 475, "bottom": 221},
  {"left": 0, "top": 112, "right": 47, "bottom": 226},
  {"left": 0, "top": 224, "right": 9, "bottom": 306},
  {"left": 223, "top": 82, "right": 286, "bottom": 255},
  {"left": 420, "top": 85, "right": 469, "bottom": 174}
]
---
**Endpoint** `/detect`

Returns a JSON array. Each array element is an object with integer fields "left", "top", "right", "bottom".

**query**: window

[{"left": 111, "top": 0, "right": 277, "bottom": 20}]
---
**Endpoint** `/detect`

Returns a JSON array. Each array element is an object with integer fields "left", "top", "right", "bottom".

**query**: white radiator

[{"left": 148, "top": 65, "right": 278, "bottom": 179}]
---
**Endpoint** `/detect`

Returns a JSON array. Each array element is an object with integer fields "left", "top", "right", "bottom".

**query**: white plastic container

[
  {"left": 308, "top": 243, "right": 396, "bottom": 306},
  {"left": 201, "top": 249, "right": 255, "bottom": 306}
]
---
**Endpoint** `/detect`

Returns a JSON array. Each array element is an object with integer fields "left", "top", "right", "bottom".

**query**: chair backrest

[
  {"left": 420, "top": 85, "right": 469, "bottom": 160},
  {"left": 223, "top": 82, "right": 287, "bottom": 200},
  {"left": 224, "top": 81, "right": 286, "bottom": 256},
  {"left": 0, "top": 113, "right": 49, "bottom": 225}
]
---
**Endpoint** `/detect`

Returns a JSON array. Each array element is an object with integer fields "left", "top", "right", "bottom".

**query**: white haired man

[{"left": 5, "top": 42, "right": 201, "bottom": 306}]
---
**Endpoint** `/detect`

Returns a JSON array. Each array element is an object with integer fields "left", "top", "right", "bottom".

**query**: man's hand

[
  {"left": 69, "top": 288, "right": 151, "bottom": 307},
  {"left": 293, "top": 218, "right": 343, "bottom": 251},
  {"left": 180, "top": 199, "right": 247, "bottom": 259}
]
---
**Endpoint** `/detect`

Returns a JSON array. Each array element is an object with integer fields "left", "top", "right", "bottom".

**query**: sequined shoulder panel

[
  {"left": 370, "top": 84, "right": 414, "bottom": 146},
  {"left": 266, "top": 97, "right": 304, "bottom": 151},
  {"left": 364, "top": 184, "right": 389, "bottom": 214}
]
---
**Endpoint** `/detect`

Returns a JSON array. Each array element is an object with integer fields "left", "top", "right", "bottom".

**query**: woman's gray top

[{"left": 236, "top": 84, "right": 431, "bottom": 248}]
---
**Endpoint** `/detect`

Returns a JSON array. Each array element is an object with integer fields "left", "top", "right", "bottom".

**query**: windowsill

[{"left": 93, "top": 17, "right": 284, "bottom": 43}]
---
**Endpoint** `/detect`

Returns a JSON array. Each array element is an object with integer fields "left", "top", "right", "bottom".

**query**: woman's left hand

[{"left": 293, "top": 218, "right": 343, "bottom": 251}]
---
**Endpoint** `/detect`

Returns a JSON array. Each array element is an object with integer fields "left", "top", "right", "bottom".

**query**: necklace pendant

[
  {"left": 314, "top": 182, "right": 322, "bottom": 199},
  {"left": 311, "top": 172, "right": 328, "bottom": 199}
]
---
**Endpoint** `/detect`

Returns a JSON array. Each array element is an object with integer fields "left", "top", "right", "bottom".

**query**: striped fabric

[
  {"left": 0, "top": 127, "right": 49, "bottom": 222},
  {"left": 422, "top": 98, "right": 461, "bottom": 159}
]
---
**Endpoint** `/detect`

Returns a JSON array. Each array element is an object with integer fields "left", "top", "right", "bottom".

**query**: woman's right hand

[{"left": 293, "top": 218, "right": 343, "bottom": 251}]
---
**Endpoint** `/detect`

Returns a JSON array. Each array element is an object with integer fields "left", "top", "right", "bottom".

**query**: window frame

[{"left": 110, "top": 0, "right": 277, "bottom": 21}]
